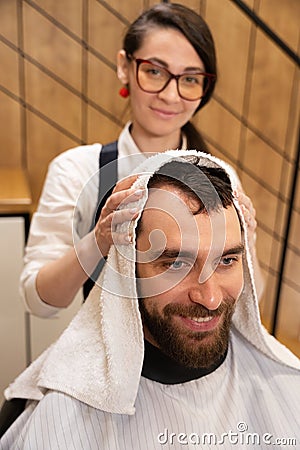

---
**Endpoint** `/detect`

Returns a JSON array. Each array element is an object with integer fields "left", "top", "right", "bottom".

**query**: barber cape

[{"left": 3, "top": 151, "right": 300, "bottom": 446}]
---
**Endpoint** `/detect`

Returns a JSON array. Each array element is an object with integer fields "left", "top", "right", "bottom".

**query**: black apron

[{"left": 82, "top": 140, "right": 118, "bottom": 299}]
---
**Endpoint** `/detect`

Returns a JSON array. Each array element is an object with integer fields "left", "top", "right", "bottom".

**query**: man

[
  {"left": 137, "top": 161, "right": 244, "bottom": 376},
  {"left": 1, "top": 151, "right": 299, "bottom": 449}
]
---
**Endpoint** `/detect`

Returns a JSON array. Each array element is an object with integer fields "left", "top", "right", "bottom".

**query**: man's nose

[{"left": 188, "top": 275, "right": 222, "bottom": 311}]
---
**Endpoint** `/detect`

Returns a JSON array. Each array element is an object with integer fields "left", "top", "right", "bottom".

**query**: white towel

[{"left": 5, "top": 150, "right": 300, "bottom": 414}]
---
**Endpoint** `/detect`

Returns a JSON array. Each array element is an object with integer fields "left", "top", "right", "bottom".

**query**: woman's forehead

[{"left": 137, "top": 27, "right": 204, "bottom": 70}]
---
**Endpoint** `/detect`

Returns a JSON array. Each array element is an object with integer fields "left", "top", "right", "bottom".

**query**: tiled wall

[
  {"left": 0, "top": 0, "right": 299, "bottom": 355},
  {"left": 193, "top": 0, "right": 300, "bottom": 355}
]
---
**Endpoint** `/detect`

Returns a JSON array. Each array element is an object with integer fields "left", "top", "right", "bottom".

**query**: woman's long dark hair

[{"left": 123, "top": 3, "right": 217, "bottom": 152}]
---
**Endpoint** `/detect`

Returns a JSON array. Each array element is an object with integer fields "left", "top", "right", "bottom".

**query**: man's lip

[{"left": 179, "top": 314, "right": 221, "bottom": 332}]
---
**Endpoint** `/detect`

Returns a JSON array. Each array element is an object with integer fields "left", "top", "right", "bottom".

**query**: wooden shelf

[{"left": 0, "top": 168, "right": 32, "bottom": 214}]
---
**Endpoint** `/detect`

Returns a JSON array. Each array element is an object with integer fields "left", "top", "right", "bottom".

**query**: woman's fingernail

[
  {"left": 129, "top": 208, "right": 137, "bottom": 214},
  {"left": 125, "top": 235, "right": 132, "bottom": 243},
  {"left": 134, "top": 189, "right": 143, "bottom": 196}
]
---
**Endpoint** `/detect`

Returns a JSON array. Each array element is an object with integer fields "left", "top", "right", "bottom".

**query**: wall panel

[
  {"left": 0, "top": 93, "right": 22, "bottom": 167},
  {"left": 87, "top": 105, "right": 123, "bottom": 144},
  {"left": 276, "top": 284, "right": 300, "bottom": 356},
  {"left": 32, "top": 0, "right": 84, "bottom": 36},
  {"left": 0, "top": 1, "right": 18, "bottom": 45},
  {"left": 97, "top": 0, "right": 145, "bottom": 22},
  {"left": 258, "top": 0, "right": 299, "bottom": 53},
  {"left": 23, "top": 4, "right": 83, "bottom": 92},
  {"left": 205, "top": 0, "right": 253, "bottom": 116},
  {"left": 88, "top": 1, "right": 130, "bottom": 62},
  {"left": 26, "top": 111, "right": 80, "bottom": 204},
  {"left": 25, "top": 62, "right": 82, "bottom": 139},
  {"left": 243, "top": 130, "right": 285, "bottom": 193},
  {"left": 194, "top": 99, "right": 242, "bottom": 162},
  {"left": 0, "top": 41, "right": 19, "bottom": 97},
  {"left": 87, "top": 54, "right": 125, "bottom": 119},
  {"left": 248, "top": 31, "right": 296, "bottom": 150}
]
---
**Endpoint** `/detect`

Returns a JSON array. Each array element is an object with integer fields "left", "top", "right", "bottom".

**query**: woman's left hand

[
  {"left": 236, "top": 190, "right": 257, "bottom": 249},
  {"left": 235, "top": 189, "right": 265, "bottom": 299}
]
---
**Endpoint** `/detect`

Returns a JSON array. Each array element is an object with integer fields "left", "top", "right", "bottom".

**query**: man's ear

[{"left": 117, "top": 50, "right": 130, "bottom": 84}]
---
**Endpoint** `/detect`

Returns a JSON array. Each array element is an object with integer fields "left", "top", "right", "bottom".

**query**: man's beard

[{"left": 139, "top": 299, "right": 236, "bottom": 369}]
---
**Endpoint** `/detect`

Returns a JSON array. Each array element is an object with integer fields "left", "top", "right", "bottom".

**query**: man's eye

[
  {"left": 170, "top": 260, "right": 184, "bottom": 270},
  {"left": 165, "top": 260, "right": 190, "bottom": 271},
  {"left": 220, "top": 256, "right": 238, "bottom": 266}
]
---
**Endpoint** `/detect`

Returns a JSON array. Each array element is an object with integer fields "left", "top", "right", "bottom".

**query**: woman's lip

[
  {"left": 150, "top": 107, "right": 179, "bottom": 118},
  {"left": 179, "top": 315, "right": 221, "bottom": 332}
]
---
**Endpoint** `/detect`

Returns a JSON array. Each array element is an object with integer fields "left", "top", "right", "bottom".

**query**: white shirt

[
  {"left": 20, "top": 123, "right": 153, "bottom": 318},
  {"left": 1, "top": 330, "right": 299, "bottom": 449}
]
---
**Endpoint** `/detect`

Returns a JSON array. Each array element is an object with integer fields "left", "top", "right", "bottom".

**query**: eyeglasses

[{"left": 128, "top": 56, "right": 215, "bottom": 101}]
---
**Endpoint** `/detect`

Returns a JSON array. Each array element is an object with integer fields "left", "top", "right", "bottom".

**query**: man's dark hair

[{"left": 147, "top": 159, "right": 233, "bottom": 214}]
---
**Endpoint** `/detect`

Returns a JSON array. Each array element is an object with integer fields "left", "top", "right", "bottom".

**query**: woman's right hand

[{"left": 94, "top": 175, "right": 143, "bottom": 258}]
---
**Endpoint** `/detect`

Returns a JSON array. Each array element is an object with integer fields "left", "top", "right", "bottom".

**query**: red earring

[{"left": 119, "top": 86, "right": 129, "bottom": 98}]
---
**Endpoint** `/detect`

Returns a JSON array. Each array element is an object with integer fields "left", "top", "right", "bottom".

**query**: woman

[{"left": 21, "top": 3, "right": 262, "bottom": 317}]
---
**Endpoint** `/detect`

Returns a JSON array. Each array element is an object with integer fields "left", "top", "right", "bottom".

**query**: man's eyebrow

[
  {"left": 150, "top": 248, "right": 196, "bottom": 260},
  {"left": 222, "top": 244, "right": 245, "bottom": 257},
  {"left": 145, "top": 244, "right": 244, "bottom": 262}
]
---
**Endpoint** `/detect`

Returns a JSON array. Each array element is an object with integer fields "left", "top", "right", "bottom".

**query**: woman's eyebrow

[{"left": 142, "top": 57, "right": 205, "bottom": 72}]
